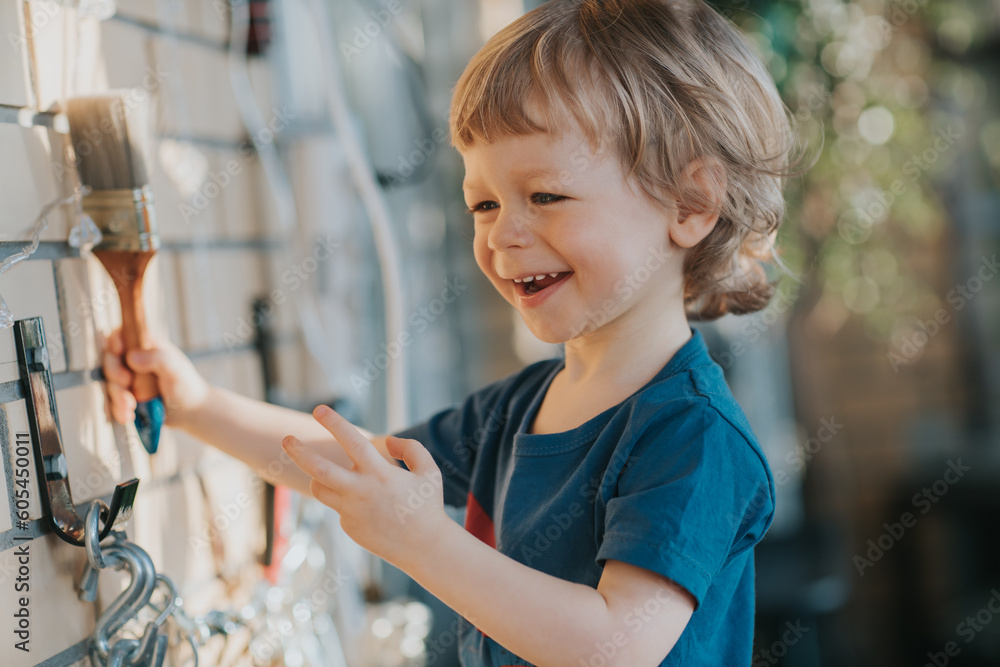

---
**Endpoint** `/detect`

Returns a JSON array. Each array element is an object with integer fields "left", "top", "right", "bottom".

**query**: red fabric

[
  {"left": 464, "top": 490, "right": 497, "bottom": 548},
  {"left": 464, "top": 490, "right": 497, "bottom": 639},
  {"left": 264, "top": 485, "right": 291, "bottom": 584}
]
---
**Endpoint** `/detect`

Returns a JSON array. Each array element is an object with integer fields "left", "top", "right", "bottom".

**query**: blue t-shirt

[{"left": 393, "top": 330, "right": 775, "bottom": 666}]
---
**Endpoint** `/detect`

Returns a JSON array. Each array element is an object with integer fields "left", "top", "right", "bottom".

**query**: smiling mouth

[{"left": 514, "top": 272, "right": 572, "bottom": 296}]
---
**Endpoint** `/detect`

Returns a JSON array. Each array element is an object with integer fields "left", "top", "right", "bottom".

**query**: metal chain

[{"left": 80, "top": 500, "right": 252, "bottom": 667}]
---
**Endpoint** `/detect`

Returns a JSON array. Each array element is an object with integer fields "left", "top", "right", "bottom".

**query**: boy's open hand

[{"left": 283, "top": 405, "right": 447, "bottom": 567}]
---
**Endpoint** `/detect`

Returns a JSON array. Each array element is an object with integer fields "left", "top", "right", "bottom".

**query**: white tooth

[
  {"left": 534, "top": 275, "right": 546, "bottom": 281},
  {"left": 513, "top": 278, "right": 522, "bottom": 283},
  {"left": 523, "top": 276, "right": 534, "bottom": 282},
  {"left": 549, "top": 273, "right": 558, "bottom": 278}
]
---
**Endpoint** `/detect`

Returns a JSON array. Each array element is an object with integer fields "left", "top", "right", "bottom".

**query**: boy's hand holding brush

[
  {"left": 102, "top": 331, "right": 398, "bottom": 496},
  {"left": 102, "top": 329, "right": 208, "bottom": 429}
]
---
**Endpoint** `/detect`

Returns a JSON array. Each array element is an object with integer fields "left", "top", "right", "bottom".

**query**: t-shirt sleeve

[
  {"left": 596, "top": 403, "right": 774, "bottom": 607},
  {"left": 390, "top": 372, "right": 516, "bottom": 509}
]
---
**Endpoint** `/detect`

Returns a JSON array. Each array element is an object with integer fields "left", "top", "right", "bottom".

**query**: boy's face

[{"left": 461, "top": 127, "right": 687, "bottom": 344}]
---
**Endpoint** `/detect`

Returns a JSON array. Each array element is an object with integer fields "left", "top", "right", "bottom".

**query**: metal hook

[
  {"left": 121, "top": 575, "right": 176, "bottom": 667},
  {"left": 81, "top": 513, "right": 177, "bottom": 667},
  {"left": 85, "top": 500, "right": 113, "bottom": 570},
  {"left": 104, "top": 639, "right": 140, "bottom": 667},
  {"left": 78, "top": 501, "right": 118, "bottom": 602},
  {"left": 91, "top": 539, "right": 158, "bottom": 661},
  {"left": 149, "top": 574, "right": 178, "bottom": 627},
  {"left": 14, "top": 317, "right": 139, "bottom": 546},
  {"left": 125, "top": 622, "right": 168, "bottom": 667},
  {"left": 164, "top": 597, "right": 203, "bottom": 667}
]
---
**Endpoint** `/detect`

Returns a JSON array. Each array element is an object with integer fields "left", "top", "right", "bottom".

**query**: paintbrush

[{"left": 66, "top": 93, "right": 164, "bottom": 454}]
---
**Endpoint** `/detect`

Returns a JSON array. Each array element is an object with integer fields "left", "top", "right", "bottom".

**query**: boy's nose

[{"left": 487, "top": 206, "right": 534, "bottom": 251}]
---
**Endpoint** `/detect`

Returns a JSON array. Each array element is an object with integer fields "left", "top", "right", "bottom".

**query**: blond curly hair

[{"left": 449, "top": 0, "right": 797, "bottom": 319}]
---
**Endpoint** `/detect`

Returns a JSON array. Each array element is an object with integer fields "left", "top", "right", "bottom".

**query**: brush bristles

[{"left": 66, "top": 94, "right": 150, "bottom": 191}]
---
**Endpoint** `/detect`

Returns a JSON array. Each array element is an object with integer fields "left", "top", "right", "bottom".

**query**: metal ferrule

[{"left": 85, "top": 185, "right": 160, "bottom": 252}]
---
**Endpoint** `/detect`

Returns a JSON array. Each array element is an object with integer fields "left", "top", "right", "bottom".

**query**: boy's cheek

[
  {"left": 488, "top": 278, "right": 516, "bottom": 306},
  {"left": 472, "top": 237, "right": 490, "bottom": 268},
  {"left": 472, "top": 247, "right": 500, "bottom": 286}
]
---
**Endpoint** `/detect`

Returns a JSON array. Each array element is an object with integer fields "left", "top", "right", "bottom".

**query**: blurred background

[{"left": 0, "top": 0, "right": 997, "bottom": 665}]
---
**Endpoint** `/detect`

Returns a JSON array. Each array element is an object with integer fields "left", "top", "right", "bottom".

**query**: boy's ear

[{"left": 668, "top": 157, "right": 727, "bottom": 249}]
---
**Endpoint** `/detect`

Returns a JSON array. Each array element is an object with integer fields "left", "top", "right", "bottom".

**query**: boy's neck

[{"left": 561, "top": 310, "right": 692, "bottom": 390}]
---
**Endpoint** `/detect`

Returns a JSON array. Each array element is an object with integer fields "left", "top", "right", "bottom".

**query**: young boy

[{"left": 104, "top": 0, "right": 793, "bottom": 664}]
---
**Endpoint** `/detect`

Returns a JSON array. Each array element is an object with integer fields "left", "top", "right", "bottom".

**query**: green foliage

[{"left": 720, "top": 0, "right": 992, "bottom": 342}]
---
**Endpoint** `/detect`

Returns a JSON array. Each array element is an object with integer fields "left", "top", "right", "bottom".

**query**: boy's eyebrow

[{"left": 463, "top": 166, "right": 561, "bottom": 191}]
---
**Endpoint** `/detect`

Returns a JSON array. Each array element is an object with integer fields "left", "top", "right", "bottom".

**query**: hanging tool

[
  {"left": 15, "top": 317, "right": 138, "bottom": 545},
  {"left": 65, "top": 93, "right": 165, "bottom": 454}
]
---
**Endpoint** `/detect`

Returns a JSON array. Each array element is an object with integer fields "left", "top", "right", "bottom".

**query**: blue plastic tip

[{"left": 134, "top": 397, "right": 165, "bottom": 454}]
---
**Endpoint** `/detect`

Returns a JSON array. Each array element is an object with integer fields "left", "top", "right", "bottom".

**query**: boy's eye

[
  {"left": 466, "top": 201, "right": 498, "bottom": 214},
  {"left": 465, "top": 193, "right": 564, "bottom": 214},
  {"left": 531, "top": 193, "right": 564, "bottom": 205}
]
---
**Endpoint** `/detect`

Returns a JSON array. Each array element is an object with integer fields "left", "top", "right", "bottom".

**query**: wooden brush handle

[{"left": 93, "top": 250, "right": 160, "bottom": 403}]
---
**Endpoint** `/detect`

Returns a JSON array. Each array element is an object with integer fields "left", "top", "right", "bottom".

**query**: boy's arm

[
  {"left": 103, "top": 331, "right": 396, "bottom": 497},
  {"left": 407, "top": 521, "right": 695, "bottom": 667},
  {"left": 178, "top": 385, "right": 396, "bottom": 497},
  {"left": 282, "top": 408, "right": 695, "bottom": 666}
]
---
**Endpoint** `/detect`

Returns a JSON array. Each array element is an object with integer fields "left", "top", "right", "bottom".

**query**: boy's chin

[{"left": 520, "top": 319, "right": 581, "bottom": 346}]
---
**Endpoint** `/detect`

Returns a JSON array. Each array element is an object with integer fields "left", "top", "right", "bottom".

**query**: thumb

[
  {"left": 125, "top": 348, "right": 169, "bottom": 373},
  {"left": 386, "top": 436, "right": 439, "bottom": 477}
]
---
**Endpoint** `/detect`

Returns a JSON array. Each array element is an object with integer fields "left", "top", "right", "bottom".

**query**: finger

[
  {"left": 126, "top": 346, "right": 172, "bottom": 374},
  {"left": 107, "top": 328, "right": 124, "bottom": 356},
  {"left": 311, "top": 405, "right": 382, "bottom": 471},
  {"left": 282, "top": 436, "right": 357, "bottom": 492},
  {"left": 386, "top": 436, "right": 440, "bottom": 478},
  {"left": 107, "top": 383, "right": 137, "bottom": 424},
  {"left": 309, "top": 479, "right": 344, "bottom": 509},
  {"left": 103, "top": 348, "right": 134, "bottom": 387}
]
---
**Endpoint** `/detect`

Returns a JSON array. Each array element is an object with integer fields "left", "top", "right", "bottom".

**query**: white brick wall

[
  {"left": 0, "top": 2, "right": 372, "bottom": 665},
  {"left": 0, "top": 124, "right": 69, "bottom": 243},
  {"left": 0, "top": 1, "right": 31, "bottom": 108},
  {"left": 0, "top": 261, "right": 65, "bottom": 375}
]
